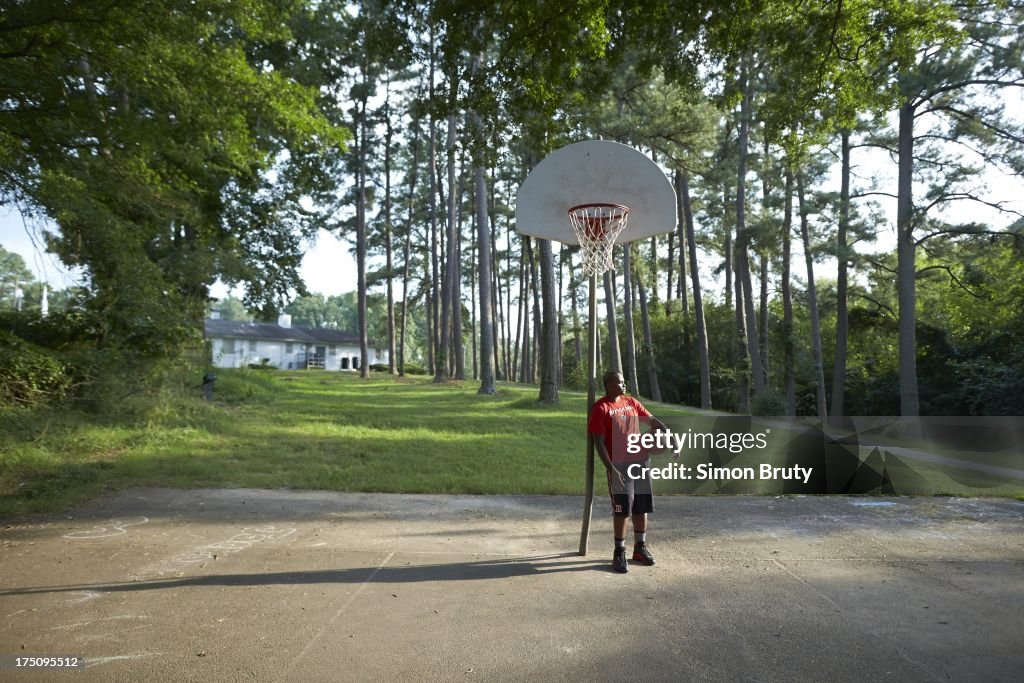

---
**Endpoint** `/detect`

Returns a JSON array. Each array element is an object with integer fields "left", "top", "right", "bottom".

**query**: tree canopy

[{"left": 3, "top": 0, "right": 1022, "bottom": 419}]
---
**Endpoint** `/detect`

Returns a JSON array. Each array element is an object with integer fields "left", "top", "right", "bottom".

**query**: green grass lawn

[{"left": 1, "top": 370, "right": 1021, "bottom": 516}]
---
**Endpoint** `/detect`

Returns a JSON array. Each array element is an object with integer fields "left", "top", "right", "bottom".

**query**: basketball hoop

[{"left": 568, "top": 203, "right": 630, "bottom": 276}]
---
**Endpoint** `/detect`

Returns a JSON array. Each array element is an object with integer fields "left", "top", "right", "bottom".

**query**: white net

[{"left": 568, "top": 203, "right": 630, "bottom": 276}]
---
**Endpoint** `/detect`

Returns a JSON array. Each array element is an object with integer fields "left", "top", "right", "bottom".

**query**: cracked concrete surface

[{"left": 1, "top": 490, "right": 1022, "bottom": 681}]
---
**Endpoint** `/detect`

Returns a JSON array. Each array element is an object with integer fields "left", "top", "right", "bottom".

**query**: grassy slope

[{"left": 1, "top": 370, "right": 1020, "bottom": 516}]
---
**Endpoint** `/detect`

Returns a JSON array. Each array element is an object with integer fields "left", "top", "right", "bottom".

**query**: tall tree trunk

[
  {"left": 519, "top": 239, "right": 532, "bottom": 382},
  {"left": 513, "top": 250, "right": 525, "bottom": 382},
  {"left": 674, "top": 169, "right": 689, "bottom": 320},
  {"left": 782, "top": 166, "right": 796, "bottom": 416},
  {"left": 399, "top": 227, "right": 411, "bottom": 377},
  {"left": 734, "top": 265, "right": 750, "bottom": 414},
  {"left": 681, "top": 170, "right": 711, "bottom": 408},
  {"left": 355, "top": 72, "right": 369, "bottom": 379},
  {"left": 454, "top": 173, "right": 465, "bottom": 379},
  {"left": 735, "top": 64, "right": 766, "bottom": 396},
  {"left": 428, "top": 137, "right": 439, "bottom": 375},
  {"left": 570, "top": 255, "right": 582, "bottom": 365},
  {"left": 557, "top": 244, "right": 565, "bottom": 388},
  {"left": 798, "top": 169, "right": 828, "bottom": 420},
  {"left": 759, "top": 136, "right": 771, "bottom": 387},
  {"left": 538, "top": 238, "right": 559, "bottom": 402},
  {"left": 622, "top": 244, "right": 640, "bottom": 395},
  {"left": 666, "top": 228, "right": 675, "bottom": 306},
  {"left": 475, "top": 159, "right": 496, "bottom": 394},
  {"left": 637, "top": 261, "right": 662, "bottom": 402},
  {"left": 504, "top": 219, "right": 514, "bottom": 381},
  {"left": 489, "top": 191, "right": 502, "bottom": 381},
  {"left": 723, "top": 229, "right": 733, "bottom": 309},
  {"left": 427, "top": 34, "right": 439, "bottom": 375},
  {"left": 398, "top": 116, "right": 420, "bottom": 377},
  {"left": 471, "top": 239, "right": 477, "bottom": 379},
  {"left": 759, "top": 253, "right": 769, "bottom": 383},
  {"left": 424, "top": 285, "right": 434, "bottom": 375},
  {"left": 648, "top": 236, "right": 658, "bottom": 312},
  {"left": 472, "top": 107, "right": 496, "bottom": 394},
  {"left": 383, "top": 80, "right": 397, "bottom": 375},
  {"left": 603, "top": 266, "right": 622, "bottom": 373},
  {"left": 897, "top": 101, "right": 920, "bottom": 427},
  {"left": 492, "top": 201, "right": 506, "bottom": 381},
  {"left": 435, "top": 111, "right": 457, "bottom": 382},
  {"left": 831, "top": 129, "right": 851, "bottom": 426},
  {"left": 529, "top": 237, "right": 541, "bottom": 383}
]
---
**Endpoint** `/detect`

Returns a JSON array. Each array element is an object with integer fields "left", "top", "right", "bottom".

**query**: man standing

[{"left": 588, "top": 371, "right": 668, "bottom": 573}]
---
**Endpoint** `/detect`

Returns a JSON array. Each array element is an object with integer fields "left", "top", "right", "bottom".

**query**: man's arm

[
  {"left": 633, "top": 397, "right": 667, "bottom": 433},
  {"left": 594, "top": 436, "right": 625, "bottom": 489},
  {"left": 640, "top": 407, "right": 671, "bottom": 456}
]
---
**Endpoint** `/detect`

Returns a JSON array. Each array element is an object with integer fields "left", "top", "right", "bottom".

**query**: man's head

[{"left": 602, "top": 371, "right": 625, "bottom": 399}]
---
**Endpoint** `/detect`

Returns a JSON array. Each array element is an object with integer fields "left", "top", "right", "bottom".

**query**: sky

[{"left": 0, "top": 209, "right": 359, "bottom": 298}]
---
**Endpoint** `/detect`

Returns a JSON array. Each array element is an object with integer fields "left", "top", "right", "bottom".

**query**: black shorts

[{"left": 607, "top": 460, "right": 654, "bottom": 517}]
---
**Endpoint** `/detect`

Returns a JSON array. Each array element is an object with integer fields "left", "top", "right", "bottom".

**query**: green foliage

[
  {"left": 952, "top": 355, "right": 1024, "bottom": 416},
  {"left": 210, "top": 369, "right": 279, "bottom": 405},
  {"left": 286, "top": 292, "right": 354, "bottom": 330},
  {"left": 0, "top": 331, "right": 70, "bottom": 406},
  {"left": 400, "top": 362, "right": 428, "bottom": 376},
  {"left": 0, "top": 246, "right": 34, "bottom": 311},
  {"left": 751, "top": 391, "right": 787, "bottom": 417},
  {"left": 215, "top": 296, "right": 253, "bottom": 322},
  {"left": 1, "top": 0, "right": 349, "bottom": 354},
  {"left": 564, "top": 360, "right": 589, "bottom": 393},
  {"left": 1, "top": 0, "right": 1020, "bottom": 424}
]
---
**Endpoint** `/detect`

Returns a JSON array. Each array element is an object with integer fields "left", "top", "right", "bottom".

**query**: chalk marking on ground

[
  {"left": 279, "top": 551, "right": 395, "bottom": 681},
  {"left": 131, "top": 526, "right": 296, "bottom": 579},
  {"left": 51, "top": 614, "right": 150, "bottom": 631},
  {"left": 64, "top": 517, "right": 149, "bottom": 539},
  {"left": 66, "top": 590, "right": 104, "bottom": 604},
  {"left": 769, "top": 557, "right": 844, "bottom": 612}
]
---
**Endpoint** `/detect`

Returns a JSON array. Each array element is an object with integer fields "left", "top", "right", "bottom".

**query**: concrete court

[{"left": 1, "top": 489, "right": 1022, "bottom": 682}]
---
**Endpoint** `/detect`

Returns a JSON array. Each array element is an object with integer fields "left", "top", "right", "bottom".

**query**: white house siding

[
  {"left": 208, "top": 332, "right": 388, "bottom": 371},
  {"left": 211, "top": 337, "right": 298, "bottom": 369}
]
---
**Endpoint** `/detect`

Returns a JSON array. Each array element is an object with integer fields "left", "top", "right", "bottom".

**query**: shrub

[
  {"left": 401, "top": 362, "right": 428, "bottom": 375},
  {"left": 751, "top": 390, "right": 787, "bottom": 417},
  {"left": 211, "top": 368, "right": 278, "bottom": 404},
  {"left": 0, "top": 331, "right": 71, "bottom": 407},
  {"left": 564, "top": 361, "right": 588, "bottom": 392}
]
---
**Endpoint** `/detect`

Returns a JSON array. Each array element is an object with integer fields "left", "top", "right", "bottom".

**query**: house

[{"left": 204, "top": 315, "right": 388, "bottom": 371}]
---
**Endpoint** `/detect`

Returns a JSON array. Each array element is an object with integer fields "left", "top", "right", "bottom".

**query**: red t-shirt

[{"left": 587, "top": 395, "right": 652, "bottom": 463}]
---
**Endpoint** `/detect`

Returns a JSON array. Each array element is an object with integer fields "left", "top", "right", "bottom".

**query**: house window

[
  {"left": 223, "top": 339, "right": 236, "bottom": 353},
  {"left": 341, "top": 357, "right": 349, "bottom": 370},
  {"left": 329, "top": 345, "right": 337, "bottom": 356},
  {"left": 353, "top": 357, "right": 360, "bottom": 370},
  {"left": 248, "top": 340, "right": 257, "bottom": 352},
  {"left": 286, "top": 342, "right": 293, "bottom": 353}
]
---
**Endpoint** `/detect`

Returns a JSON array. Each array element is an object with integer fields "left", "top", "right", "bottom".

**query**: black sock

[{"left": 614, "top": 537, "right": 626, "bottom": 550}]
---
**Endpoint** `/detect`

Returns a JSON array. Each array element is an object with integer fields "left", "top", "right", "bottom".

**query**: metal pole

[{"left": 579, "top": 272, "right": 598, "bottom": 555}]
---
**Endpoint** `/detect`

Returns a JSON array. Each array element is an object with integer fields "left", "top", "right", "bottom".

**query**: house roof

[{"left": 204, "top": 319, "right": 360, "bottom": 345}]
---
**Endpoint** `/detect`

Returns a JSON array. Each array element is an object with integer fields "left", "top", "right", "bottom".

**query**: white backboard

[{"left": 515, "top": 140, "right": 677, "bottom": 245}]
